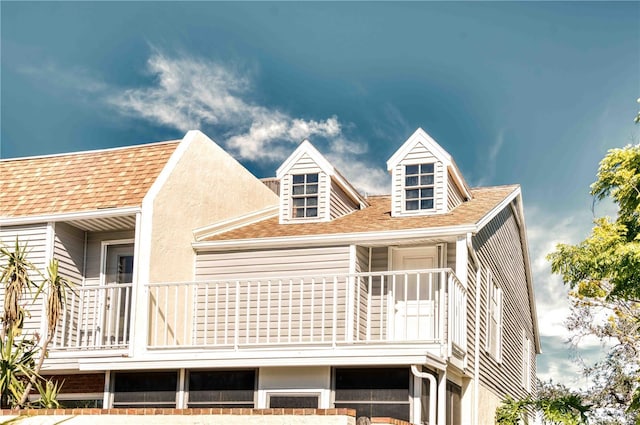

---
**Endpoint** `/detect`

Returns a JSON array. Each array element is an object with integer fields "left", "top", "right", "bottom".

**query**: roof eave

[
  {"left": 0, "top": 206, "right": 142, "bottom": 226},
  {"left": 192, "top": 224, "right": 478, "bottom": 252}
]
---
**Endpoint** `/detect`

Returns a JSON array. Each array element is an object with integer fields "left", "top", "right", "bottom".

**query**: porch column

[{"left": 437, "top": 369, "right": 447, "bottom": 425}]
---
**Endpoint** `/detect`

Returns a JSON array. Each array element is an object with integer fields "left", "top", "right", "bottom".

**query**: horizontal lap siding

[
  {"left": 447, "top": 173, "right": 465, "bottom": 210},
  {"left": 54, "top": 222, "right": 85, "bottom": 286},
  {"left": 0, "top": 224, "right": 49, "bottom": 336},
  {"left": 196, "top": 246, "right": 351, "bottom": 280},
  {"left": 473, "top": 206, "right": 535, "bottom": 400},
  {"left": 330, "top": 184, "right": 358, "bottom": 220},
  {"left": 189, "top": 246, "right": 352, "bottom": 346},
  {"left": 53, "top": 223, "right": 86, "bottom": 347}
]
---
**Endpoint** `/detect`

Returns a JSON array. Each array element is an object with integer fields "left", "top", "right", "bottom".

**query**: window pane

[
  {"left": 294, "top": 208, "right": 305, "bottom": 217},
  {"left": 307, "top": 208, "right": 318, "bottom": 217},
  {"left": 113, "top": 372, "right": 177, "bottom": 406},
  {"left": 406, "top": 165, "right": 419, "bottom": 175},
  {"left": 421, "top": 199, "right": 434, "bottom": 209},
  {"left": 421, "top": 175, "right": 434, "bottom": 185},
  {"left": 406, "top": 189, "right": 419, "bottom": 199},
  {"left": 421, "top": 188, "right": 434, "bottom": 198},
  {"left": 293, "top": 198, "right": 305, "bottom": 206},
  {"left": 421, "top": 163, "right": 434, "bottom": 174},
  {"left": 406, "top": 200, "right": 419, "bottom": 210},
  {"left": 292, "top": 185, "right": 304, "bottom": 195},
  {"left": 405, "top": 176, "right": 419, "bottom": 186},
  {"left": 307, "top": 196, "right": 318, "bottom": 206},
  {"left": 292, "top": 175, "right": 305, "bottom": 184},
  {"left": 307, "top": 173, "right": 319, "bottom": 183},
  {"left": 307, "top": 184, "right": 318, "bottom": 194}
]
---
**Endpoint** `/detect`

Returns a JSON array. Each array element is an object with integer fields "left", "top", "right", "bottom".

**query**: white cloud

[{"left": 102, "top": 50, "right": 390, "bottom": 194}]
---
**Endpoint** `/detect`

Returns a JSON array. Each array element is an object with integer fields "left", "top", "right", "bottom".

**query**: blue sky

[{"left": 2, "top": 1, "right": 639, "bottom": 387}]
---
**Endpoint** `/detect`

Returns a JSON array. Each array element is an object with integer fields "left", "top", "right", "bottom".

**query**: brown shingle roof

[
  {"left": 204, "top": 185, "right": 519, "bottom": 241},
  {"left": 1, "top": 141, "right": 180, "bottom": 217}
]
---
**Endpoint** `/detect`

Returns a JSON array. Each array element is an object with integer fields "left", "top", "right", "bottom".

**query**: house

[{"left": 0, "top": 128, "right": 539, "bottom": 425}]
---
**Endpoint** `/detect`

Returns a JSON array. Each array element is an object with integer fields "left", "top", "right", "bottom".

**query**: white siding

[
  {"left": 472, "top": 205, "right": 536, "bottom": 399},
  {"left": 391, "top": 142, "right": 446, "bottom": 217},
  {"left": 53, "top": 222, "right": 85, "bottom": 286},
  {"left": 0, "top": 224, "right": 49, "bottom": 336},
  {"left": 330, "top": 183, "right": 359, "bottom": 220},
  {"left": 447, "top": 172, "right": 465, "bottom": 210},
  {"left": 195, "top": 246, "right": 351, "bottom": 280},
  {"left": 188, "top": 246, "right": 352, "bottom": 346}
]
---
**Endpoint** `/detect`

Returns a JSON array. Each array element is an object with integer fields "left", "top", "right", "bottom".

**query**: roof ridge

[{"left": 0, "top": 139, "right": 182, "bottom": 163}]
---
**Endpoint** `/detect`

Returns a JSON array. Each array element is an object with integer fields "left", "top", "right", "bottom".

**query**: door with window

[
  {"left": 102, "top": 242, "right": 134, "bottom": 347},
  {"left": 390, "top": 246, "right": 439, "bottom": 341}
]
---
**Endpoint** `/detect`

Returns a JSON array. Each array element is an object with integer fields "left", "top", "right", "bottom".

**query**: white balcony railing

[
  {"left": 146, "top": 269, "right": 467, "bottom": 355},
  {"left": 52, "top": 283, "right": 132, "bottom": 350}
]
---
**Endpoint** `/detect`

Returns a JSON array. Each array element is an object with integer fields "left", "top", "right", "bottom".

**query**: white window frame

[
  {"left": 485, "top": 269, "right": 503, "bottom": 362},
  {"left": 522, "top": 330, "right": 531, "bottom": 391},
  {"left": 403, "top": 162, "right": 436, "bottom": 213},
  {"left": 291, "top": 173, "right": 319, "bottom": 219}
]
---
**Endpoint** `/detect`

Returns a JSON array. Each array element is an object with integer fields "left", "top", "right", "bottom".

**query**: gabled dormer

[
  {"left": 387, "top": 128, "right": 471, "bottom": 217},
  {"left": 276, "top": 140, "right": 368, "bottom": 224}
]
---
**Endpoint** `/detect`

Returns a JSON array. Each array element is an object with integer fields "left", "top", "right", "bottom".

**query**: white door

[
  {"left": 391, "top": 247, "right": 439, "bottom": 341},
  {"left": 103, "top": 243, "right": 134, "bottom": 346}
]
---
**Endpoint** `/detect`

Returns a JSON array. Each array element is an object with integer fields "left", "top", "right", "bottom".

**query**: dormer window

[
  {"left": 292, "top": 173, "right": 319, "bottom": 218},
  {"left": 405, "top": 163, "right": 434, "bottom": 211}
]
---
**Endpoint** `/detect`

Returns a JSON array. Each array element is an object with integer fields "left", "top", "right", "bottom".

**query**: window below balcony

[
  {"left": 187, "top": 369, "right": 256, "bottom": 408},
  {"left": 334, "top": 367, "right": 410, "bottom": 422},
  {"left": 112, "top": 371, "right": 178, "bottom": 408}
]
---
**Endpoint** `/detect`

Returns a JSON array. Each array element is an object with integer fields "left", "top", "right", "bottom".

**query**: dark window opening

[
  {"left": 292, "top": 173, "right": 319, "bottom": 218},
  {"left": 334, "top": 368, "right": 410, "bottom": 422},
  {"left": 112, "top": 371, "right": 177, "bottom": 408},
  {"left": 188, "top": 370, "right": 255, "bottom": 408},
  {"left": 269, "top": 395, "right": 319, "bottom": 408},
  {"left": 405, "top": 163, "right": 435, "bottom": 211}
]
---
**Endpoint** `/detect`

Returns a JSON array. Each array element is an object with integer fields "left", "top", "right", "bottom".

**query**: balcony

[
  {"left": 50, "top": 269, "right": 467, "bottom": 362},
  {"left": 146, "top": 269, "right": 467, "bottom": 357}
]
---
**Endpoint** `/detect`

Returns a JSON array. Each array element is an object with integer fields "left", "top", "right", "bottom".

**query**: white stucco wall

[
  {"left": 477, "top": 383, "right": 502, "bottom": 425},
  {"left": 147, "top": 131, "right": 279, "bottom": 283}
]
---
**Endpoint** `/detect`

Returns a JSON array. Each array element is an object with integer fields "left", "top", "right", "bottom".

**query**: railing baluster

[
  {"left": 321, "top": 277, "right": 326, "bottom": 342},
  {"left": 246, "top": 281, "right": 251, "bottom": 345},
  {"left": 266, "top": 281, "right": 271, "bottom": 343},
  {"left": 256, "top": 281, "right": 261, "bottom": 345},
  {"left": 298, "top": 278, "right": 304, "bottom": 343},
  {"left": 234, "top": 281, "right": 240, "bottom": 350},
  {"left": 332, "top": 276, "right": 338, "bottom": 346},
  {"left": 310, "top": 278, "right": 315, "bottom": 342},
  {"left": 288, "top": 279, "right": 293, "bottom": 343}
]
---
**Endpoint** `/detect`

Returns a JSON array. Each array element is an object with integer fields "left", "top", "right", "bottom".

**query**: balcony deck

[{"left": 52, "top": 269, "right": 467, "bottom": 364}]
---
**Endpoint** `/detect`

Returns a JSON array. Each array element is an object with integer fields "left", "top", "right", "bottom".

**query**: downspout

[
  {"left": 467, "top": 233, "right": 482, "bottom": 425},
  {"left": 411, "top": 365, "right": 436, "bottom": 425}
]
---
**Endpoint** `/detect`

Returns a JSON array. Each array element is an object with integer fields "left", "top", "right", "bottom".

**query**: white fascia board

[
  {"left": 474, "top": 186, "right": 521, "bottom": 231},
  {"left": 276, "top": 139, "right": 335, "bottom": 178},
  {"left": 387, "top": 127, "right": 453, "bottom": 171},
  {"left": 510, "top": 196, "right": 542, "bottom": 354},
  {"left": 330, "top": 173, "right": 369, "bottom": 208},
  {"left": 0, "top": 206, "right": 142, "bottom": 226},
  {"left": 78, "top": 347, "right": 448, "bottom": 371},
  {"left": 192, "top": 224, "right": 476, "bottom": 252},
  {"left": 448, "top": 161, "right": 472, "bottom": 200},
  {"left": 193, "top": 205, "right": 279, "bottom": 241}
]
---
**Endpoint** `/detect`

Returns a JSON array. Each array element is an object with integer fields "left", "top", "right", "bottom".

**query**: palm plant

[
  {"left": 0, "top": 330, "right": 38, "bottom": 408},
  {"left": 0, "top": 239, "right": 39, "bottom": 338},
  {"left": 17, "top": 259, "right": 74, "bottom": 407}
]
